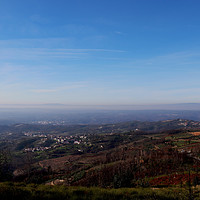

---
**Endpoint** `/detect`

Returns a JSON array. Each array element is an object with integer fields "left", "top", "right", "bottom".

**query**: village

[{"left": 23, "top": 131, "right": 88, "bottom": 152}]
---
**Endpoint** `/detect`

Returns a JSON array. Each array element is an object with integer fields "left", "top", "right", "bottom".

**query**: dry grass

[{"left": 190, "top": 132, "right": 200, "bottom": 136}]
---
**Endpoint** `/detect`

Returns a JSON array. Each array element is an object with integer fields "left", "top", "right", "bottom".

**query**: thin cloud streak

[
  {"left": 32, "top": 83, "right": 86, "bottom": 93},
  {"left": 0, "top": 47, "right": 125, "bottom": 60},
  {"left": 118, "top": 51, "right": 200, "bottom": 70}
]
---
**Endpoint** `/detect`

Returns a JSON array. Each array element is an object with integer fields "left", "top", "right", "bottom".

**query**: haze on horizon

[{"left": 1, "top": 0, "right": 200, "bottom": 106}]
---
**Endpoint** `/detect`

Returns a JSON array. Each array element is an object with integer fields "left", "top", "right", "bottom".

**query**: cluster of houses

[
  {"left": 24, "top": 146, "right": 51, "bottom": 152},
  {"left": 23, "top": 132, "right": 88, "bottom": 152},
  {"left": 33, "top": 120, "right": 67, "bottom": 125},
  {"left": 178, "top": 119, "right": 200, "bottom": 127}
]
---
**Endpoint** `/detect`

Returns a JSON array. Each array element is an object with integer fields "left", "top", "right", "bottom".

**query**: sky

[{"left": 1, "top": 0, "right": 200, "bottom": 106}]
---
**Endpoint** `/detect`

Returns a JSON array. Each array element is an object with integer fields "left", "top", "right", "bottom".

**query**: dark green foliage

[
  {"left": 16, "top": 138, "right": 38, "bottom": 151},
  {"left": 0, "top": 150, "right": 13, "bottom": 181},
  {"left": 73, "top": 170, "right": 85, "bottom": 182},
  {"left": 193, "top": 176, "right": 200, "bottom": 187},
  {"left": 0, "top": 183, "right": 191, "bottom": 200},
  {"left": 41, "top": 139, "right": 55, "bottom": 147}
]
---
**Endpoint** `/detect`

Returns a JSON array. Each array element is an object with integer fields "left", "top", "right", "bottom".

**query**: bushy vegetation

[{"left": 0, "top": 182, "right": 193, "bottom": 200}]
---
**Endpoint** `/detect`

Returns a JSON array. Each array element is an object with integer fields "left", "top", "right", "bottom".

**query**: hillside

[
  {"left": 0, "top": 119, "right": 200, "bottom": 137},
  {"left": 0, "top": 119, "right": 200, "bottom": 199},
  {"left": 0, "top": 119, "right": 196, "bottom": 187}
]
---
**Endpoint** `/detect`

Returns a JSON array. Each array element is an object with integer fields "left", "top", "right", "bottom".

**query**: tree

[{"left": 0, "top": 150, "right": 13, "bottom": 181}]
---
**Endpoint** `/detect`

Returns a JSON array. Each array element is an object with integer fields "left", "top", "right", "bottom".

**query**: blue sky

[{"left": 1, "top": 0, "right": 200, "bottom": 105}]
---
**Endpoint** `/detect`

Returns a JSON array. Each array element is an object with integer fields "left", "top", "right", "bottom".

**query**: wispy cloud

[
  {"left": 114, "top": 31, "right": 123, "bottom": 35},
  {"left": 0, "top": 47, "right": 125, "bottom": 61},
  {"left": 118, "top": 51, "right": 200, "bottom": 70},
  {"left": 32, "top": 82, "right": 86, "bottom": 93},
  {"left": 0, "top": 37, "right": 126, "bottom": 64}
]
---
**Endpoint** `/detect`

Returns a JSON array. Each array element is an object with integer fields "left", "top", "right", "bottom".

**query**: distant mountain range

[
  {"left": 1, "top": 104, "right": 200, "bottom": 125},
  {"left": 1, "top": 103, "right": 200, "bottom": 110}
]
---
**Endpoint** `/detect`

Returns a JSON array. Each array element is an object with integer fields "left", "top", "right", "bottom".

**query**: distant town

[{"left": 23, "top": 131, "right": 89, "bottom": 152}]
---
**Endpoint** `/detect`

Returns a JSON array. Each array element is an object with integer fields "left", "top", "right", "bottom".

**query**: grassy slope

[{"left": 0, "top": 182, "right": 193, "bottom": 200}]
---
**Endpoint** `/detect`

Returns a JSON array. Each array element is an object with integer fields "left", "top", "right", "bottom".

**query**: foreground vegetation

[{"left": 0, "top": 182, "right": 196, "bottom": 200}]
